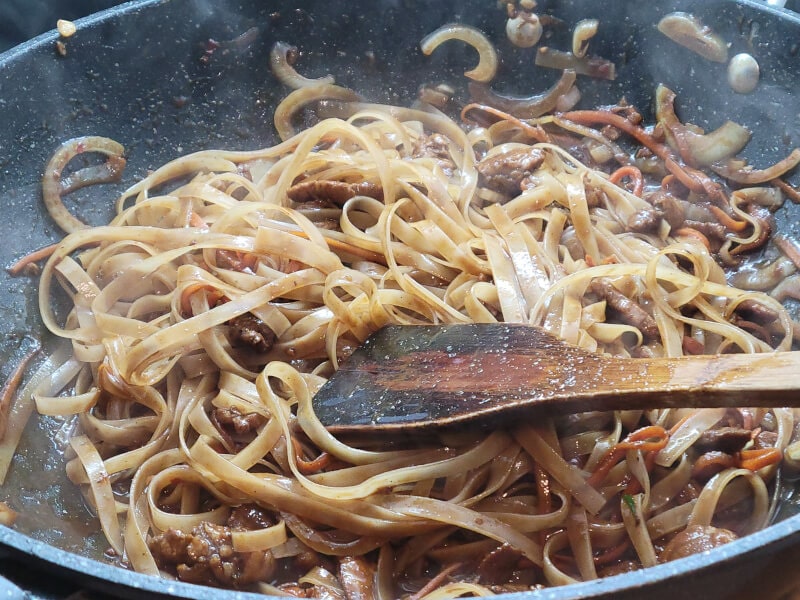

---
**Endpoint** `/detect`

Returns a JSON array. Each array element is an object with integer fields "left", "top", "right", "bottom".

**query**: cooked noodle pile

[{"left": 30, "top": 93, "right": 800, "bottom": 596}]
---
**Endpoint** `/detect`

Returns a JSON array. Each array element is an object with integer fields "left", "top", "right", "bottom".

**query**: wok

[{"left": 0, "top": 0, "right": 799, "bottom": 597}]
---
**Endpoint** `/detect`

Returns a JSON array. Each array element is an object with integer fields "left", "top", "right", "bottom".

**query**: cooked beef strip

[
  {"left": 229, "top": 313, "right": 277, "bottom": 353},
  {"left": 590, "top": 277, "right": 660, "bottom": 340},
  {"left": 476, "top": 147, "right": 545, "bottom": 196}
]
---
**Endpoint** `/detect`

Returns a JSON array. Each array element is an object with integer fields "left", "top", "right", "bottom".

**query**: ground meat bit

[
  {"left": 735, "top": 299, "right": 780, "bottom": 325},
  {"left": 683, "top": 219, "right": 727, "bottom": 242},
  {"left": 226, "top": 504, "right": 274, "bottom": 530},
  {"left": 476, "top": 147, "right": 545, "bottom": 196},
  {"left": 660, "top": 525, "right": 738, "bottom": 563},
  {"left": 590, "top": 278, "right": 660, "bottom": 340},
  {"left": 754, "top": 429, "right": 779, "bottom": 450},
  {"left": 338, "top": 556, "right": 376, "bottom": 600},
  {"left": 411, "top": 133, "right": 456, "bottom": 172},
  {"left": 626, "top": 209, "right": 664, "bottom": 233},
  {"left": 476, "top": 544, "right": 522, "bottom": 585},
  {"left": 149, "top": 522, "right": 275, "bottom": 588},
  {"left": 693, "top": 427, "right": 753, "bottom": 453},
  {"left": 287, "top": 180, "right": 383, "bottom": 206},
  {"left": 212, "top": 406, "right": 265, "bottom": 436},
  {"left": 648, "top": 190, "right": 685, "bottom": 230},
  {"left": 691, "top": 451, "right": 737, "bottom": 482},
  {"left": 228, "top": 313, "right": 277, "bottom": 353}
]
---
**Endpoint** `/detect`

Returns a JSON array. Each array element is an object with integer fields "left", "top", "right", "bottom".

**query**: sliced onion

[
  {"left": 420, "top": 23, "right": 498, "bottom": 83},
  {"left": 658, "top": 12, "right": 728, "bottom": 63},
  {"left": 711, "top": 148, "right": 800, "bottom": 184},
  {"left": 572, "top": 19, "right": 599, "bottom": 58},
  {"left": 535, "top": 47, "right": 615, "bottom": 80},
  {"left": 42, "top": 136, "right": 126, "bottom": 233},
  {"left": 468, "top": 70, "right": 577, "bottom": 118},
  {"left": 270, "top": 41, "right": 335, "bottom": 89},
  {"left": 273, "top": 84, "right": 360, "bottom": 140},
  {"left": 655, "top": 85, "right": 751, "bottom": 167}
]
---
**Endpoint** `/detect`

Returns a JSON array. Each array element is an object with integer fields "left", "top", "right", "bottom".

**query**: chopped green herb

[{"left": 622, "top": 493, "right": 636, "bottom": 514}]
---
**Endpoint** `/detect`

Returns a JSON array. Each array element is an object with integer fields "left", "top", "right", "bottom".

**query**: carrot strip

[
  {"left": 287, "top": 230, "right": 388, "bottom": 265},
  {"left": 668, "top": 414, "right": 692, "bottom": 436},
  {"left": 561, "top": 110, "right": 715, "bottom": 196},
  {"left": 774, "top": 235, "right": 800, "bottom": 270},
  {"left": 608, "top": 165, "right": 644, "bottom": 197},
  {"left": 771, "top": 177, "right": 800, "bottom": 204},
  {"left": 292, "top": 435, "right": 332, "bottom": 475},
  {"left": 7, "top": 243, "right": 61, "bottom": 276},
  {"left": 674, "top": 227, "right": 712, "bottom": 252},
  {"left": 709, "top": 206, "right": 748, "bottom": 232},
  {"left": 180, "top": 283, "right": 225, "bottom": 316},
  {"left": 737, "top": 448, "right": 782, "bottom": 471},
  {"left": 461, "top": 103, "right": 550, "bottom": 142},
  {"left": 189, "top": 212, "right": 208, "bottom": 228},
  {"left": 587, "top": 426, "right": 669, "bottom": 487},
  {"left": 409, "top": 562, "right": 463, "bottom": 600},
  {"left": 0, "top": 344, "right": 40, "bottom": 441}
]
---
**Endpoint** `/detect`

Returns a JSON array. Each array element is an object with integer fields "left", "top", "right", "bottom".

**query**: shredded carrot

[
  {"left": 668, "top": 414, "right": 692, "bottom": 436},
  {"left": 772, "top": 177, "right": 800, "bottom": 204},
  {"left": 292, "top": 435, "right": 332, "bottom": 475},
  {"left": 709, "top": 205, "right": 748, "bottom": 232},
  {"left": 180, "top": 283, "right": 225, "bottom": 316},
  {"left": 622, "top": 450, "right": 658, "bottom": 496},
  {"left": 561, "top": 110, "right": 711, "bottom": 194},
  {"left": 608, "top": 165, "right": 644, "bottom": 197},
  {"left": 0, "top": 344, "right": 40, "bottom": 442},
  {"left": 287, "top": 230, "right": 388, "bottom": 265},
  {"left": 189, "top": 212, "right": 208, "bottom": 228},
  {"left": 737, "top": 447, "right": 782, "bottom": 471},
  {"left": 774, "top": 235, "right": 800, "bottom": 270},
  {"left": 7, "top": 243, "right": 60, "bottom": 276},
  {"left": 461, "top": 103, "right": 550, "bottom": 142},
  {"left": 587, "top": 426, "right": 669, "bottom": 488},
  {"left": 674, "top": 227, "right": 712, "bottom": 252},
  {"left": 409, "top": 562, "right": 463, "bottom": 600}
]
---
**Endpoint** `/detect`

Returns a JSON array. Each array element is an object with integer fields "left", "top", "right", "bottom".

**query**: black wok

[{"left": 0, "top": 0, "right": 799, "bottom": 597}]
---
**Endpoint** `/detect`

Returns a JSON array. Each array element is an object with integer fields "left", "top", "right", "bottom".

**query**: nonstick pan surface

[{"left": 1, "top": 0, "right": 800, "bottom": 598}]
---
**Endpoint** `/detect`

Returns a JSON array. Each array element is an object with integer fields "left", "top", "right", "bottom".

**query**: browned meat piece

[
  {"left": 649, "top": 190, "right": 685, "bottom": 230},
  {"left": 411, "top": 133, "right": 456, "bottom": 173},
  {"left": 683, "top": 219, "right": 727, "bottom": 242},
  {"left": 660, "top": 525, "right": 738, "bottom": 562},
  {"left": 338, "top": 556, "right": 376, "bottom": 600},
  {"left": 691, "top": 451, "right": 737, "bottom": 482},
  {"left": 476, "top": 147, "right": 545, "bottom": 196},
  {"left": 476, "top": 544, "right": 522, "bottom": 585},
  {"left": 754, "top": 430, "right": 779, "bottom": 450},
  {"left": 226, "top": 504, "right": 274, "bottom": 530},
  {"left": 149, "top": 522, "right": 275, "bottom": 587},
  {"left": 734, "top": 299, "right": 779, "bottom": 325},
  {"left": 287, "top": 180, "right": 383, "bottom": 206},
  {"left": 626, "top": 209, "right": 663, "bottom": 233},
  {"left": 693, "top": 427, "right": 752, "bottom": 453},
  {"left": 228, "top": 313, "right": 277, "bottom": 353},
  {"left": 590, "top": 278, "right": 660, "bottom": 340},
  {"left": 212, "top": 406, "right": 265, "bottom": 436}
]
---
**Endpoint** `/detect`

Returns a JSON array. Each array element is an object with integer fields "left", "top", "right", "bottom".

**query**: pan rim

[{"left": 0, "top": 0, "right": 798, "bottom": 597}]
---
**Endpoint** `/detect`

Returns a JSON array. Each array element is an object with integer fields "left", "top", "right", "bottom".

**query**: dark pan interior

[{"left": 1, "top": 0, "right": 800, "bottom": 597}]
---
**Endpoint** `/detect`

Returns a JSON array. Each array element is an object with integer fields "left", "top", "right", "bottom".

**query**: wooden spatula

[{"left": 312, "top": 323, "right": 800, "bottom": 435}]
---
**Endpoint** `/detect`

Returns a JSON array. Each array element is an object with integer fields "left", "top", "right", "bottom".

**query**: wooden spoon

[{"left": 312, "top": 323, "right": 800, "bottom": 435}]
